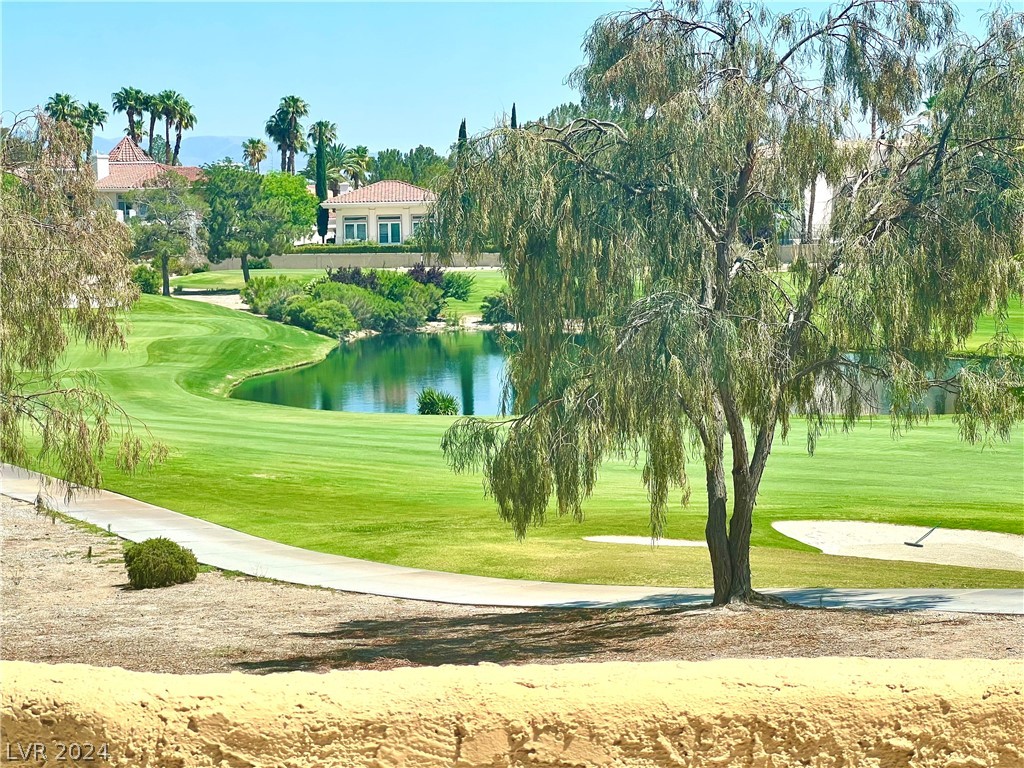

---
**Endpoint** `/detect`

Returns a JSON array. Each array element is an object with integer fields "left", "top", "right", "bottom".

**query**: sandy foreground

[
  {"left": 2, "top": 497, "right": 1021, "bottom": 676},
  {"left": 3, "top": 658, "right": 1022, "bottom": 767}
]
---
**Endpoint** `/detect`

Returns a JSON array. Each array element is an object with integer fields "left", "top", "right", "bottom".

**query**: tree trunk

[
  {"left": 148, "top": 114, "right": 157, "bottom": 155},
  {"left": 806, "top": 181, "right": 817, "bottom": 242},
  {"left": 164, "top": 120, "right": 172, "bottom": 163},
  {"left": 241, "top": 254, "right": 250, "bottom": 284},
  {"left": 281, "top": 151, "right": 287, "bottom": 172},
  {"left": 705, "top": 458, "right": 732, "bottom": 605},
  {"left": 172, "top": 128, "right": 183, "bottom": 166},
  {"left": 160, "top": 258, "right": 170, "bottom": 297},
  {"left": 727, "top": 478, "right": 756, "bottom": 600}
]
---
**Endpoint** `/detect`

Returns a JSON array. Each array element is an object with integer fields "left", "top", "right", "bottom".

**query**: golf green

[{"left": 35, "top": 294, "right": 1024, "bottom": 590}]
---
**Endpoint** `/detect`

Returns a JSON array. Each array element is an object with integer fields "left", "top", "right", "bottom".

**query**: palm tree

[
  {"left": 157, "top": 90, "right": 183, "bottom": 163},
  {"left": 79, "top": 102, "right": 108, "bottom": 155},
  {"left": 171, "top": 98, "right": 195, "bottom": 166},
  {"left": 242, "top": 138, "right": 268, "bottom": 173},
  {"left": 275, "top": 95, "right": 309, "bottom": 173},
  {"left": 265, "top": 112, "right": 289, "bottom": 172},
  {"left": 111, "top": 86, "right": 146, "bottom": 144},
  {"left": 44, "top": 93, "right": 81, "bottom": 124},
  {"left": 342, "top": 145, "right": 371, "bottom": 189},
  {"left": 143, "top": 92, "right": 161, "bottom": 156}
]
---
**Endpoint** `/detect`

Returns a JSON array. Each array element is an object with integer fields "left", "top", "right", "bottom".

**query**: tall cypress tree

[
  {"left": 458, "top": 118, "right": 468, "bottom": 146},
  {"left": 307, "top": 121, "right": 336, "bottom": 242},
  {"left": 510, "top": 103, "right": 518, "bottom": 130}
]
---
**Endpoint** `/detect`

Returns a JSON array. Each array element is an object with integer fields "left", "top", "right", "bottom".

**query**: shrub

[
  {"left": 442, "top": 271, "right": 475, "bottom": 301},
  {"left": 481, "top": 290, "right": 515, "bottom": 324},
  {"left": 326, "top": 266, "right": 379, "bottom": 291},
  {"left": 247, "top": 255, "right": 272, "bottom": 270},
  {"left": 123, "top": 537, "right": 198, "bottom": 589},
  {"left": 132, "top": 264, "right": 160, "bottom": 295},
  {"left": 408, "top": 262, "right": 445, "bottom": 290},
  {"left": 240, "top": 275, "right": 305, "bottom": 315},
  {"left": 282, "top": 293, "right": 316, "bottom": 327},
  {"left": 191, "top": 262, "right": 211, "bottom": 274},
  {"left": 290, "top": 242, "right": 422, "bottom": 254},
  {"left": 417, "top": 387, "right": 459, "bottom": 415},
  {"left": 307, "top": 299, "right": 357, "bottom": 338}
]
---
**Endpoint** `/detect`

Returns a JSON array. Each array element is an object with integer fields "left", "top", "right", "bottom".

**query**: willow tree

[
  {"left": 428, "top": 0, "right": 1024, "bottom": 604},
  {"left": 1, "top": 113, "right": 165, "bottom": 491}
]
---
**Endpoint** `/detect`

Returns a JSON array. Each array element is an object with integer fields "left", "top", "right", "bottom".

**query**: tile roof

[
  {"left": 95, "top": 137, "right": 203, "bottom": 190},
  {"left": 107, "top": 137, "right": 150, "bottom": 163},
  {"left": 324, "top": 180, "right": 435, "bottom": 205}
]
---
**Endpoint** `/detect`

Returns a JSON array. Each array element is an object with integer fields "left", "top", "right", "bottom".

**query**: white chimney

[
  {"left": 338, "top": 181, "right": 352, "bottom": 195},
  {"left": 93, "top": 153, "right": 109, "bottom": 180}
]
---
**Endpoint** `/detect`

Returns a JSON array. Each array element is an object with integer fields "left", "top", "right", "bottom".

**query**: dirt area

[
  {"left": 175, "top": 292, "right": 248, "bottom": 311},
  {"left": 2, "top": 497, "right": 1021, "bottom": 676}
]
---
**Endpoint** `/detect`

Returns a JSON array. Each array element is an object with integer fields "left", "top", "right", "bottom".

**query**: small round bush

[
  {"left": 481, "top": 290, "right": 515, "bottom": 324},
  {"left": 124, "top": 537, "right": 198, "bottom": 589},
  {"left": 132, "top": 264, "right": 160, "bottom": 295},
  {"left": 417, "top": 387, "right": 459, "bottom": 415}
]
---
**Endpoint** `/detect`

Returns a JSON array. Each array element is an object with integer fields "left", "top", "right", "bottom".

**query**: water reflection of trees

[{"left": 233, "top": 332, "right": 508, "bottom": 415}]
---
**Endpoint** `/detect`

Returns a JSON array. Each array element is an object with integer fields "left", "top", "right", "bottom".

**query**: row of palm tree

[
  {"left": 110, "top": 87, "right": 196, "bottom": 165},
  {"left": 264, "top": 96, "right": 309, "bottom": 173},
  {"left": 43, "top": 93, "right": 109, "bottom": 155}
]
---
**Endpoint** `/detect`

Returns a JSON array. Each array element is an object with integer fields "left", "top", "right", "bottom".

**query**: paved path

[{"left": 3, "top": 464, "right": 1022, "bottom": 614}]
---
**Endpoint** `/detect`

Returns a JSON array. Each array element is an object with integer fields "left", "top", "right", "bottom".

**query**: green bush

[
  {"left": 247, "top": 255, "right": 272, "bottom": 269},
  {"left": 481, "top": 290, "right": 515, "bottom": 324},
  {"left": 442, "top": 271, "right": 475, "bottom": 301},
  {"left": 240, "top": 275, "right": 305, "bottom": 314},
  {"left": 307, "top": 299, "right": 357, "bottom": 338},
  {"left": 417, "top": 387, "right": 459, "bottom": 415},
  {"left": 132, "top": 264, "right": 160, "bottom": 295},
  {"left": 123, "top": 537, "right": 198, "bottom": 589},
  {"left": 191, "top": 262, "right": 211, "bottom": 274}
]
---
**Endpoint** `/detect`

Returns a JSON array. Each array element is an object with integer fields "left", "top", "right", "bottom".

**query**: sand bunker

[
  {"left": 584, "top": 535, "right": 706, "bottom": 547},
  {"left": 3, "top": 659, "right": 1022, "bottom": 767},
  {"left": 774, "top": 520, "right": 1024, "bottom": 571}
]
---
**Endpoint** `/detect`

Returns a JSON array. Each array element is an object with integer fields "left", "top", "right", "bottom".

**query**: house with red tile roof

[
  {"left": 93, "top": 137, "right": 203, "bottom": 221},
  {"left": 321, "top": 179, "right": 435, "bottom": 244}
]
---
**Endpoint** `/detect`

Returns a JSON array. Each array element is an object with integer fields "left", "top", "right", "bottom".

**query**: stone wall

[{"left": 3, "top": 658, "right": 1021, "bottom": 767}]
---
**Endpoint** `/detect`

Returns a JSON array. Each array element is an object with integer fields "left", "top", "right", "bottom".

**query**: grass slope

[{"left": 38, "top": 295, "right": 1024, "bottom": 590}]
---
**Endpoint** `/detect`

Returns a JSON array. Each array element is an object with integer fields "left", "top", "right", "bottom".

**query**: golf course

[{"left": 36, "top": 287, "right": 1023, "bottom": 590}]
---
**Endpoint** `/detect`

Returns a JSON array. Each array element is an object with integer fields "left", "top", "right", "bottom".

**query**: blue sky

[{"left": 2, "top": 1, "right": 995, "bottom": 156}]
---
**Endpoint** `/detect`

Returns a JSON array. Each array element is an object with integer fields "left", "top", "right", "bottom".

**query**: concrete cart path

[{"left": 3, "top": 465, "right": 1022, "bottom": 614}]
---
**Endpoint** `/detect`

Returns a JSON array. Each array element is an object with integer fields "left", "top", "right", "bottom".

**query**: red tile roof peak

[{"left": 325, "top": 179, "right": 435, "bottom": 205}]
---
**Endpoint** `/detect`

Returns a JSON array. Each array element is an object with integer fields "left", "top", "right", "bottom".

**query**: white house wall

[{"left": 324, "top": 202, "right": 430, "bottom": 244}]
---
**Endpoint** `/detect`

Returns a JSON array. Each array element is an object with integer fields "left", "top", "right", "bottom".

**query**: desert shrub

[
  {"left": 408, "top": 262, "right": 445, "bottom": 290},
  {"left": 417, "top": 387, "right": 459, "bottom": 415},
  {"left": 303, "top": 273, "right": 330, "bottom": 295},
  {"left": 481, "top": 290, "right": 515, "bottom": 324},
  {"left": 325, "top": 266, "right": 379, "bottom": 291},
  {"left": 307, "top": 300, "right": 357, "bottom": 338},
  {"left": 191, "top": 262, "right": 211, "bottom": 274},
  {"left": 442, "top": 271, "right": 475, "bottom": 301},
  {"left": 282, "top": 293, "right": 316, "bottom": 328},
  {"left": 376, "top": 271, "right": 445, "bottom": 322},
  {"left": 123, "top": 537, "right": 198, "bottom": 589},
  {"left": 132, "top": 264, "right": 160, "bottom": 295},
  {"left": 247, "top": 255, "right": 272, "bottom": 270},
  {"left": 240, "top": 275, "right": 305, "bottom": 314}
]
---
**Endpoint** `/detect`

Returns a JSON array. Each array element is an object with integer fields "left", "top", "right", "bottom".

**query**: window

[
  {"left": 343, "top": 217, "right": 367, "bottom": 242},
  {"left": 378, "top": 217, "right": 402, "bottom": 244}
]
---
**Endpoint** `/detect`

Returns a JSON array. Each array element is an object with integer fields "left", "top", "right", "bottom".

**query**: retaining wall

[
  {"left": 2, "top": 658, "right": 1021, "bottom": 767},
  {"left": 212, "top": 252, "right": 502, "bottom": 270}
]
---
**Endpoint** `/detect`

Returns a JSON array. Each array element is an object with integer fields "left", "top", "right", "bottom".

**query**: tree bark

[
  {"left": 160, "top": 258, "right": 170, "bottom": 297},
  {"left": 705, "top": 459, "right": 732, "bottom": 605},
  {"left": 241, "top": 254, "right": 251, "bottom": 284},
  {"left": 281, "top": 151, "right": 287, "bottom": 172},
  {"left": 148, "top": 114, "right": 157, "bottom": 155},
  {"left": 164, "top": 120, "right": 172, "bottom": 164},
  {"left": 172, "top": 129, "right": 183, "bottom": 166},
  {"left": 727, "top": 477, "right": 755, "bottom": 599}
]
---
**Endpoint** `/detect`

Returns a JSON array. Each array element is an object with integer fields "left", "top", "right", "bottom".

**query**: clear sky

[{"left": 1, "top": 1, "right": 995, "bottom": 155}]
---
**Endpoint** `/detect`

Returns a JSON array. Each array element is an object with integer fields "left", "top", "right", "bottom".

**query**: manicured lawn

[
  {"left": 962, "top": 296, "right": 1023, "bottom": 352},
  {"left": 34, "top": 295, "right": 1023, "bottom": 590}
]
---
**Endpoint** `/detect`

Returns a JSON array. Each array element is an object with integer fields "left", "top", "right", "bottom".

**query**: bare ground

[{"left": 2, "top": 497, "right": 1021, "bottom": 676}]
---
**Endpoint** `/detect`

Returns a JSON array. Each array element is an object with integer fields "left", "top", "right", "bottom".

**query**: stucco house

[
  {"left": 93, "top": 137, "right": 203, "bottom": 221},
  {"left": 321, "top": 180, "right": 435, "bottom": 244}
]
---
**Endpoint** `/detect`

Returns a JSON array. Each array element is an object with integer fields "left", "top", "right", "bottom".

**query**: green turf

[
  {"left": 962, "top": 297, "right": 1023, "bottom": 352},
  {"left": 34, "top": 295, "right": 1024, "bottom": 590}
]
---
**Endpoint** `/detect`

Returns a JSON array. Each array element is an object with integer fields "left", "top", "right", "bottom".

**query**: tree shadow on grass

[{"left": 234, "top": 604, "right": 712, "bottom": 673}]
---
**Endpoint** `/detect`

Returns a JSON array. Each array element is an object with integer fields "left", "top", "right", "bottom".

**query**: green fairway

[
  {"left": 963, "top": 296, "right": 1023, "bottom": 352},
  {"left": 34, "top": 295, "right": 1023, "bottom": 590}
]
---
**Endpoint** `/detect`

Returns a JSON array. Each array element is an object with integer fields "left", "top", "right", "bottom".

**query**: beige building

[
  {"left": 93, "top": 137, "right": 203, "bottom": 221},
  {"left": 321, "top": 180, "right": 434, "bottom": 244}
]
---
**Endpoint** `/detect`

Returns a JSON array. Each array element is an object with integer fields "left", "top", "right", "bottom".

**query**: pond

[
  {"left": 232, "top": 331, "right": 964, "bottom": 417},
  {"left": 231, "top": 331, "right": 510, "bottom": 415}
]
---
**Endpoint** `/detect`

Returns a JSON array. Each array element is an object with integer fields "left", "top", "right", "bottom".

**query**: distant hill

[{"left": 93, "top": 135, "right": 250, "bottom": 168}]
